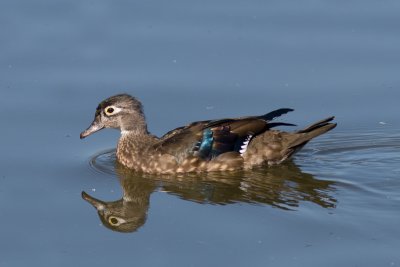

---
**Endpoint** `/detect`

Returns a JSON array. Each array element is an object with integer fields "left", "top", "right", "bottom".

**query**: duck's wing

[
  {"left": 153, "top": 108, "right": 295, "bottom": 162},
  {"left": 159, "top": 120, "right": 211, "bottom": 140},
  {"left": 153, "top": 121, "right": 209, "bottom": 162}
]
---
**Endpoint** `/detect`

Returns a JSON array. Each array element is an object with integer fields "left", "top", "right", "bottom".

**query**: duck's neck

[
  {"left": 120, "top": 129, "right": 155, "bottom": 144},
  {"left": 120, "top": 114, "right": 149, "bottom": 136},
  {"left": 121, "top": 129, "right": 147, "bottom": 136},
  {"left": 118, "top": 126, "right": 158, "bottom": 147}
]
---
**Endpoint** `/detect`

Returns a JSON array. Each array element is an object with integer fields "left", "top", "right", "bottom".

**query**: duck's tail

[
  {"left": 297, "top": 116, "right": 336, "bottom": 135},
  {"left": 282, "top": 117, "right": 337, "bottom": 159}
]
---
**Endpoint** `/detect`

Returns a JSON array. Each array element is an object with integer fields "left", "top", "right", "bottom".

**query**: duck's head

[
  {"left": 80, "top": 94, "right": 147, "bottom": 139},
  {"left": 81, "top": 191, "right": 148, "bottom": 233}
]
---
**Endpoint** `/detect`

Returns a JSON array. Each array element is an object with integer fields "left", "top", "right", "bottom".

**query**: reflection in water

[
  {"left": 82, "top": 174, "right": 154, "bottom": 233},
  {"left": 82, "top": 151, "right": 337, "bottom": 233}
]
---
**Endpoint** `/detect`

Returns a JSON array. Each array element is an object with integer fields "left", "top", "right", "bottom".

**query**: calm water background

[{"left": 1, "top": 1, "right": 399, "bottom": 266}]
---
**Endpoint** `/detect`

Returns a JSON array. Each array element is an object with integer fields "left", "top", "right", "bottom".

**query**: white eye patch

[{"left": 104, "top": 105, "right": 122, "bottom": 116}]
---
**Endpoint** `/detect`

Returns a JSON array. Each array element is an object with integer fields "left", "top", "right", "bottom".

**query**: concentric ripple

[
  {"left": 295, "top": 127, "right": 400, "bottom": 202},
  {"left": 89, "top": 148, "right": 116, "bottom": 175}
]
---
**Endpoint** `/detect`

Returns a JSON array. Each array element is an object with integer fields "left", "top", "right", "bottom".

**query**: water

[{"left": 1, "top": 1, "right": 400, "bottom": 266}]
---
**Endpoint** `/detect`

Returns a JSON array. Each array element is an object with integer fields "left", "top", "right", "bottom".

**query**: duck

[{"left": 80, "top": 94, "right": 336, "bottom": 174}]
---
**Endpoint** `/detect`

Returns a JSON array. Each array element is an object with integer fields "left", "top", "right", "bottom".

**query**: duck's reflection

[
  {"left": 82, "top": 173, "right": 154, "bottom": 233},
  {"left": 82, "top": 162, "right": 336, "bottom": 233}
]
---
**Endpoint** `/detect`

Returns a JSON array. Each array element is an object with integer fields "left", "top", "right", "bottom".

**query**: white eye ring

[{"left": 104, "top": 106, "right": 121, "bottom": 116}]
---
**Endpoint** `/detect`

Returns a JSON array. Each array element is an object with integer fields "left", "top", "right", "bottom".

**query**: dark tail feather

[
  {"left": 253, "top": 116, "right": 336, "bottom": 163},
  {"left": 258, "top": 108, "right": 294, "bottom": 121},
  {"left": 288, "top": 117, "right": 337, "bottom": 149},
  {"left": 297, "top": 116, "right": 335, "bottom": 133}
]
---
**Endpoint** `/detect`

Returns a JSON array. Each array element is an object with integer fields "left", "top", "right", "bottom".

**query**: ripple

[
  {"left": 295, "top": 128, "right": 400, "bottom": 201},
  {"left": 89, "top": 148, "right": 116, "bottom": 176}
]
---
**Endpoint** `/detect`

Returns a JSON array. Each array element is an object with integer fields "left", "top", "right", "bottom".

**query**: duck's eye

[
  {"left": 105, "top": 107, "right": 115, "bottom": 116},
  {"left": 109, "top": 217, "right": 119, "bottom": 225}
]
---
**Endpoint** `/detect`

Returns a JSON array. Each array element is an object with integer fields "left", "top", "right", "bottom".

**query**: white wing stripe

[{"left": 239, "top": 135, "right": 253, "bottom": 156}]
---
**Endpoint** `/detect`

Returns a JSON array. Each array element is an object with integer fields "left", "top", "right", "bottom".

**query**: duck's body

[{"left": 81, "top": 94, "right": 336, "bottom": 174}]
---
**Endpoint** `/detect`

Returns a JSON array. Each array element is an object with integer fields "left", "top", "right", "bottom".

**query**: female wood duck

[{"left": 80, "top": 94, "right": 336, "bottom": 174}]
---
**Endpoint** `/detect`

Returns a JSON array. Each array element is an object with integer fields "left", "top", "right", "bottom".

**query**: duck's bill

[
  {"left": 80, "top": 119, "right": 104, "bottom": 139},
  {"left": 81, "top": 191, "right": 106, "bottom": 211}
]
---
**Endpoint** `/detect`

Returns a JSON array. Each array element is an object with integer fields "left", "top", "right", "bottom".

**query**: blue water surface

[{"left": 0, "top": 1, "right": 399, "bottom": 267}]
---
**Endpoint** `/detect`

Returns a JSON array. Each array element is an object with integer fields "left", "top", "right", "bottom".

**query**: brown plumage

[{"left": 80, "top": 94, "right": 336, "bottom": 173}]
